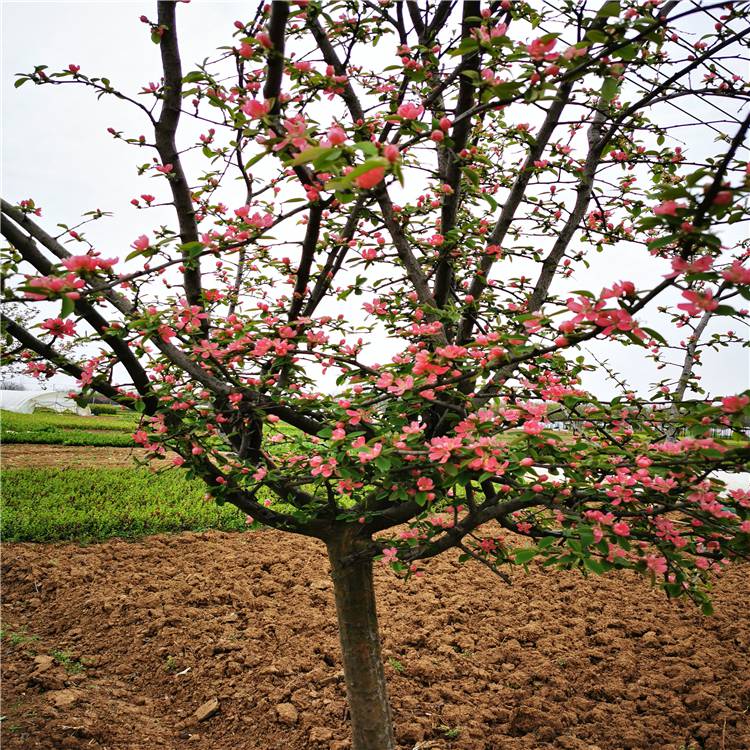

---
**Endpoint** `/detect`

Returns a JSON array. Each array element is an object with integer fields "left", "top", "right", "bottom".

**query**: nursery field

[
  {"left": 0, "top": 410, "right": 250, "bottom": 541},
  {"left": 0, "top": 409, "right": 137, "bottom": 447}
]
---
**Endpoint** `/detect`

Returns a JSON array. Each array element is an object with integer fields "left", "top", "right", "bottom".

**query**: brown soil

[
  {"left": 2, "top": 531, "right": 748, "bottom": 750},
  {"left": 0, "top": 445, "right": 169, "bottom": 469}
]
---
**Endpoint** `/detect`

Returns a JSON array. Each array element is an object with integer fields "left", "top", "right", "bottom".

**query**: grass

[
  {"left": 1, "top": 429, "right": 136, "bottom": 447},
  {"left": 1, "top": 409, "right": 137, "bottom": 447},
  {"left": 51, "top": 650, "right": 85, "bottom": 674},
  {"left": 1, "top": 410, "right": 136, "bottom": 432},
  {"left": 0, "top": 626, "right": 40, "bottom": 649},
  {"left": 1, "top": 467, "right": 249, "bottom": 542}
]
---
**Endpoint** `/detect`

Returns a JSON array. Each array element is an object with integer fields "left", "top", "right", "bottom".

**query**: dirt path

[
  {"left": 2, "top": 530, "right": 748, "bottom": 750},
  {"left": 0, "top": 444, "right": 167, "bottom": 469}
]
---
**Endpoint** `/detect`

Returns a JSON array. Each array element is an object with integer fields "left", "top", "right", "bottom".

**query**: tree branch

[{"left": 155, "top": 1, "right": 205, "bottom": 329}]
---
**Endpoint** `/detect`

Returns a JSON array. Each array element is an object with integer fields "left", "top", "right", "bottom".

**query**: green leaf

[
  {"left": 244, "top": 151, "right": 268, "bottom": 170},
  {"left": 286, "top": 146, "right": 335, "bottom": 167},
  {"left": 713, "top": 305, "right": 737, "bottom": 316},
  {"left": 353, "top": 141, "right": 379, "bottom": 157},
  {"left": 183, "top": 71, "right": 205, "bottom": 83},
  {"left": 464, "top": 167, "right": 480, "bottom": 187},
  {"left": 449, "top": 38, "right": 479, "bottom": 57},
  {"left": 579, "top": 526, "right": 595, "bottom": 548},
  {"left": 328, "top": 157, "right": 389, "bottom": 191},
  {"left": 60, "top": 296, "right": 75, "bottom": 319},
  {"left": 601, "top": 77, "right": 619, "bottom": 103},
  {"left": 701, "top": 600, "right": 714, "bottom": 616},
  {"left": 491, "top": 82, "right": 522, "bottom": 100},
  {"left": 482, "top": 193, "right": 499, "bottom": 212},
  {"left": 646, "top": 234, "right": 678, "bottom": 250},
  {"left": 586, "top": 29, "right": 609, "bottom": 44},
  {"left": 515, "top": 547, "right": 538, "bottom": 564},
  {"left": 641, "top": 327, "right": 668, "bottom": 346},
  {"left": 179, "top": 241, "right": 205, "bottom": 259},
  {"left": 14, "top": 77, "right": 29, "bottom": 88},
  {"left": 584, "top": 557, "right": 607, "bottom": 575},
  {"left": 537, "top": 536, "right": 557, "bottom": 549},
  {"left": 374, "top": 456, "right": 392, "bottom": 471},
  {"left": 597, "top": 1, "right": 621, "bottom": 17},
  {"left": 615, "top": 44, "right": 638, "bottom": 61}
]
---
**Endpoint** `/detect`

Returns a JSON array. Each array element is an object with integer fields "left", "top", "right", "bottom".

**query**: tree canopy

[{"left": 3, "top": 2, "right": 750, "bottom": 747}]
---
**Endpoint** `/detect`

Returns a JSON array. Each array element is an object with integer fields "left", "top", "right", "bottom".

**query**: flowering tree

[{"left": 3, "top": 2, "right": 750, "bottom": 748}]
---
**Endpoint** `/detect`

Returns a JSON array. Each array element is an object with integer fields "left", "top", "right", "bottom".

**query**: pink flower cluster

[{"left": 25, "top": 273, "right": 85, "bottom": 301}]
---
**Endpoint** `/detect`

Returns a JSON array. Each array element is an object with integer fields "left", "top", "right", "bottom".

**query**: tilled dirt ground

[{"left": 2, "top": 529, "right": 749, "bottom": 750}]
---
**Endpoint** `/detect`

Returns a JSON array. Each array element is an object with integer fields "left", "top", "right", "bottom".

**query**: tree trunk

[{"left": 326, "top": 530, "right": 396, "bottom": 750}]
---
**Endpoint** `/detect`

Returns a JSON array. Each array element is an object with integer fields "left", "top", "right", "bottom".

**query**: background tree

[{"left": 3, "top": 2, "right": 750, "bottom": 748}]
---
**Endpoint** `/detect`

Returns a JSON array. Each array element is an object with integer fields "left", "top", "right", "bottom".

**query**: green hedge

[{"left": 90, "top": 404, "right": 126, "bottom": 416}]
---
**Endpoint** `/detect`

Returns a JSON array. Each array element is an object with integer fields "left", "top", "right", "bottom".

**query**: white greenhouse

[{"left": 0, "top": 390, "right": 92, "bottom": 416}]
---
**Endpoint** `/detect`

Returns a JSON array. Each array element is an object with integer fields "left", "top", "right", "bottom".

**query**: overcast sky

[{"left": 2, "top": 1, "right": 748, "bottom": 398}]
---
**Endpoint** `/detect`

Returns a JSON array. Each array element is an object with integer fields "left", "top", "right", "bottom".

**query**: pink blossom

[
  {"left": 40, "top": 317, "right": 76, "bottom": 337},
  {"left": 612, "top": 521, "right": 631, "bottom": 537},
  {"left": 417, "top": 477, "right": 434, "bottom": 492},
  {"left": 25, "top": 273, "right": 85, "bottom": 301},
  {"left": 355, "top": 166, "right": 385, "bottom": 190},
  {"left": 645, "top": 555, "right": 668, "bottom": 575},
  {"left": 396, "top": 102, "right": 424, "bottom": 119},
  {"left": 653, "top": 200, "right": 686, "bottom": 216},
  {"left": 358, "top": 442, "right": 383, "bottom": 464},
  {"left": 522, "top": 420, "right": 543, "bottom": 435},
  {"left": 562, "top": 44, "right": 588, "bottom": 60},
  {"left": 241, "top": 98, "right": 270, "bottom": 119},
  {"left": 131, "top": 235, "right": 151, "bottom": 252},
  {"left": 310, "top": 455, "right": 338, "bottom": 477},
  {"left": 721, "top": 394, "right": 749, "bottom": 413},
  {"left": 133, "top": 430, "right": 149, "bottom": 445},
  {"left": 381, "top": 547, "right": 399, "bottom": 564},
  {"left": 428, "top": 436, "right": 463, "bottom": 463},
  {"left": 155, "top": 163, "right": 173, "bottom": 174},
  {"left": 62, "top": 254, "right": 116, "bottom": 275},
  {"left": 600, "top": 281, "right": 635, "bottom": 299},
  {"left": 677, "top": 289, "right": 719, "bottom": 316},
  {"left": 713, "top": 190, "right": 732, "bottom": 206},
  {"left": 526, "top": 37, "right": 557, "bottom": 60},
  {"left": 666, "top": 255, "right": 713, "bottom": 278},
  {"left": 327, "top": 125, "right": 347, "bottom": 145},
  {"left": 721, "top": 260, "right": 750, "bottom": 284},
  {"left": 256, "top": 32, "right": 272, "bottom": 49},
  {"left": 383, "top": 144, "right": 400, "bottom": 162}
]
